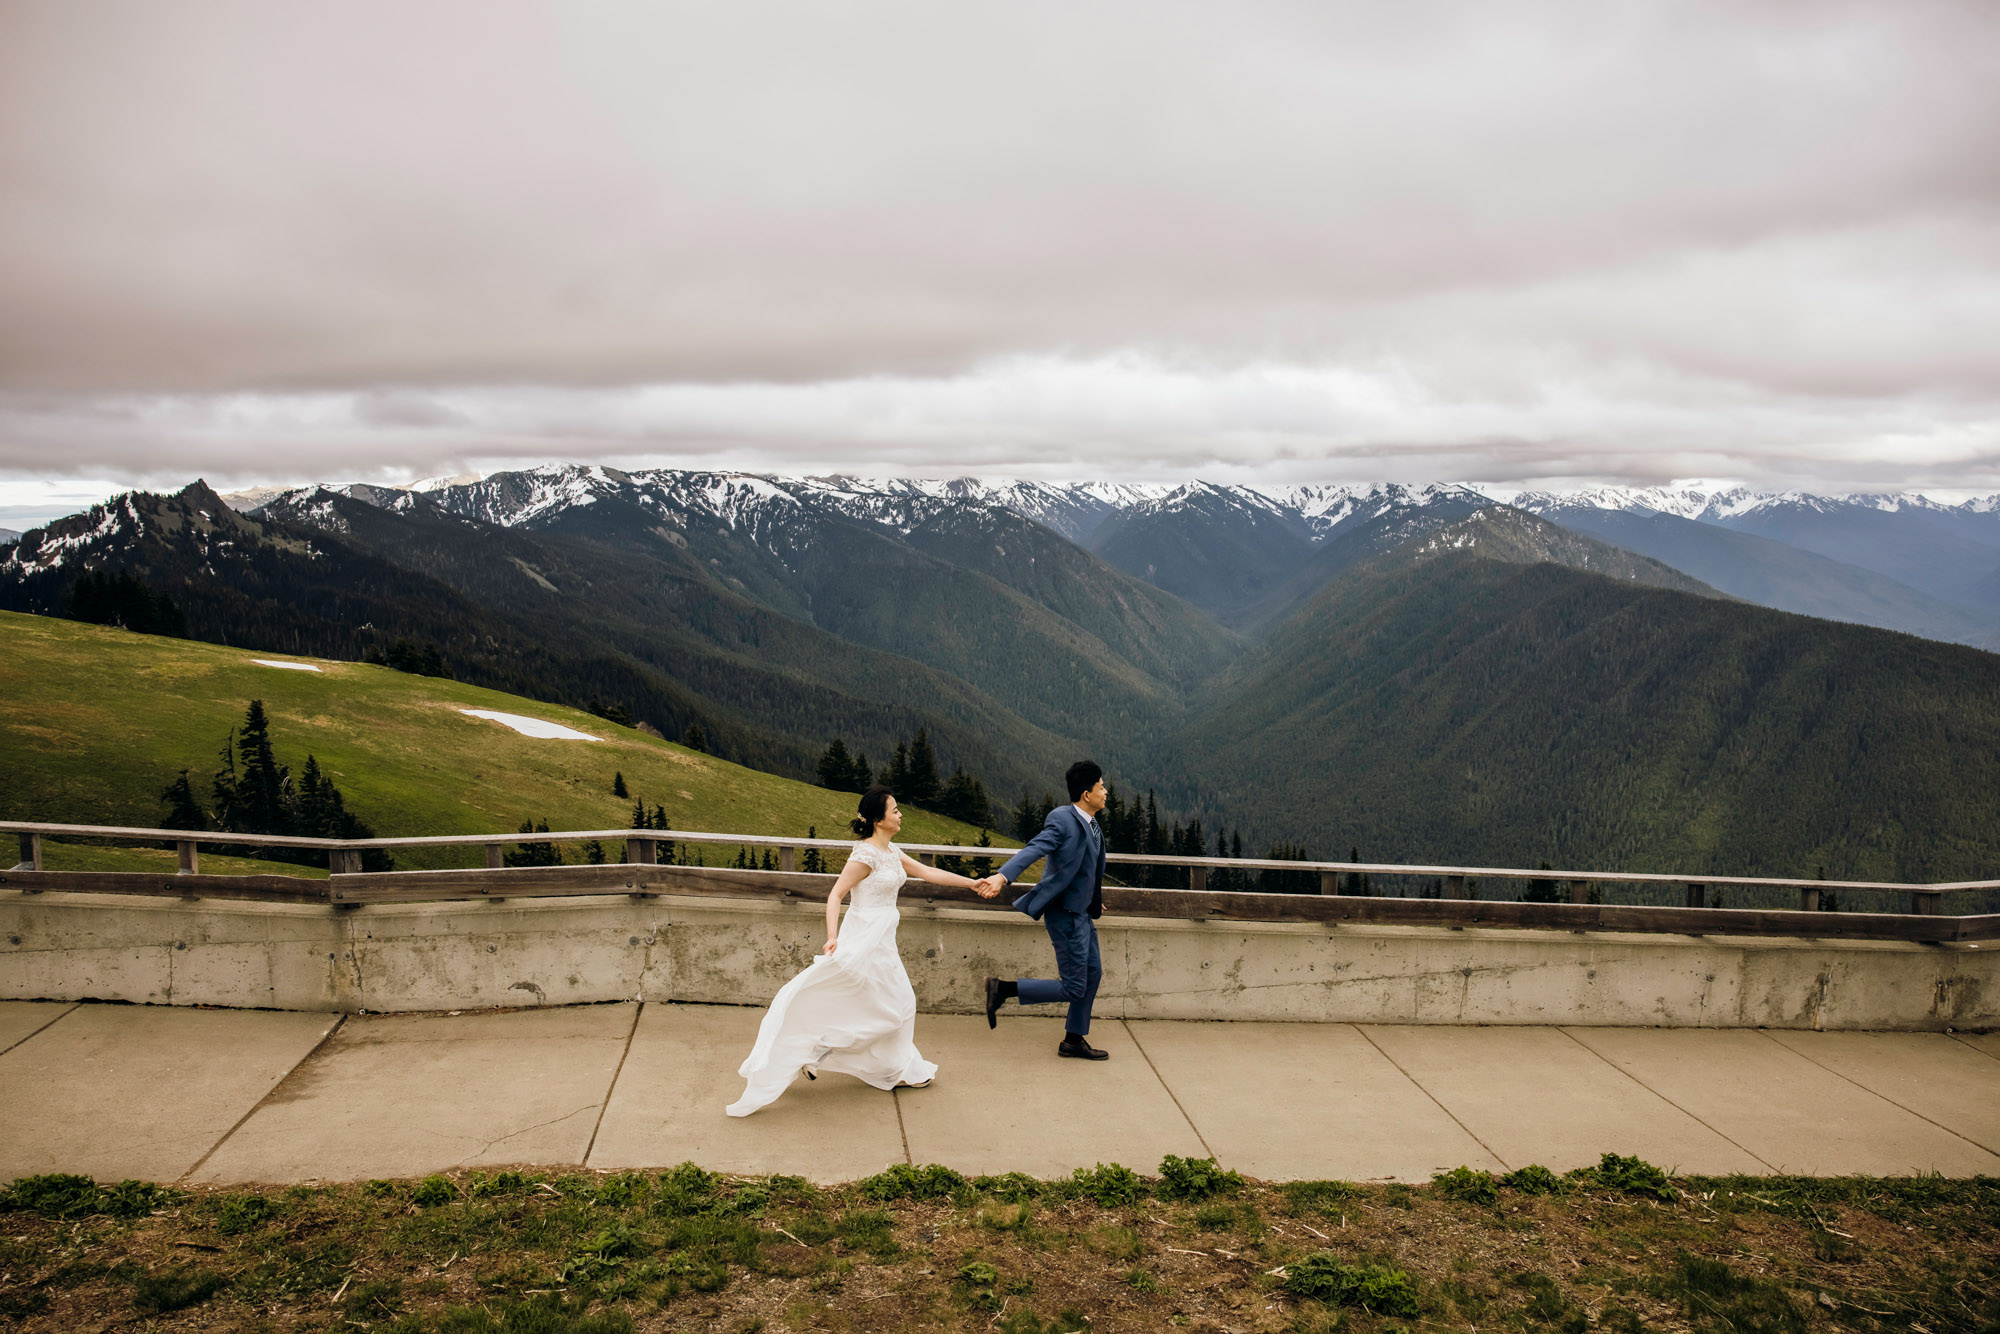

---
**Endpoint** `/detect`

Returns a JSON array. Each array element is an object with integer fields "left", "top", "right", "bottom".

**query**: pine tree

[
  {"left": 973, "top": 828, "right": 994, "bottom": 878},
  {"left": 631, "top": 797, "right": 648, "bottom": 829},
  {"left": 612, "top": 771, "right": 628, "bottom": 799},
  {"left": 802, "top": 827, "right": 825, "bottom": 875},
  {"left": 905, "top": 728, "right": 940, "bottom": 806},
  {"left": 235, "top": 700, "right": 287, "bottom": 835},
  {"left": 884, "top": 742, "right": 910, "bottom": 793},
  {"left": 505, "top": 819, "right": 561, "bottom": 867},
  {"left": 585, "top": 840, "right": 606, "bottom": 865},
  {"left": 1522, "top": 860, "right": 1559, "bottom": 903},
  {"left": 209, "top": 731, "right": 239, "bottom": 829},
  {"left": 651, "top": 804, "right": 668, "bottom": 830},
  {"left": 159, "top": 770, "right": 207, "bottom": 831},
  {"left": 681, "top": 721, "right": 708, "bottom": 753},
  {"left": 817, "top": 739, "right": 856, "bottom": 791}
]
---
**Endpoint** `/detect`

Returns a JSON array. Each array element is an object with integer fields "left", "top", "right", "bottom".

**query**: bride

[{"left": 726, "top": 786, "right": 983, "bottom": 1117}]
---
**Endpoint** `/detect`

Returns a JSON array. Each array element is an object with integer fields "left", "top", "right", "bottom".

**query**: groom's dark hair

[{"left": 1065, "top": 760, "right": 1104, "bottom": 803}]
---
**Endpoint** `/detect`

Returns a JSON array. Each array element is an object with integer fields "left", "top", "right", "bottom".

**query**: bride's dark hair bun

[{"left": 851, "top": 786, "right": 893, "bottom": 838}]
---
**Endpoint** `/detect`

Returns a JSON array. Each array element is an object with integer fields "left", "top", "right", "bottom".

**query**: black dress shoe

[
  {"left": 1057, "top": 1034, "right": 1109, "bottom": 1061},
  {"left": 984, "top": 976, "right": 1004, "bottom": 1029}
]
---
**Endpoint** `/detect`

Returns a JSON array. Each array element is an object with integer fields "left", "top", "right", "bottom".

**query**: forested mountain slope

[{"left": 1170, "top": 514, "right": 2000, "bottom": 882}]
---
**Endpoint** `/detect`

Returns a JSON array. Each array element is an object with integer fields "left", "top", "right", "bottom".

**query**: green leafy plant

[
  {"left": 1069, "top": 1162, "right": 1145, "bottom": 1207},
  {"left": 858, "top": 1163, "right": 967, "bottom": 1202},
  {"left": 411, "top": 1175, "right": 458, "bottom": 1207},
  {"left": 1433, "top": 1166, "right": 1500, "bottom": 1206},
  {"left": 1, "top": 1174, "right": 104, "bottom": 1219},
  {"left": 974, "top": 1171, "right": 1042, "bottom": 1202},
  {"left": 214, "top": 1192, "right": 279, "bottom": 1234},
  {"left": 1284, "top": 1253, "right": 1422, "bottom": 1317},
  {"left": 1500, "top": 1164, "right": 1565, "bottom": 1195},
  {"left": 1157, "top": 1154, "right": 1244, "bottom": 1201},
  {"left": 1588, "top": 1153, "right": 1678, "bottom": 1201}
]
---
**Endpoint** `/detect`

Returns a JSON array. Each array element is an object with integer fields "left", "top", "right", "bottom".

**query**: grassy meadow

[{"left": 0, "top": 611, "right": 1008, "bottom": 873}]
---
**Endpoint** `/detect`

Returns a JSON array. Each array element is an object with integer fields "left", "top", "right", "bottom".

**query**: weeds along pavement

[{"left": 2, "top": 1155, "right": 1997, "bottom": 1332}]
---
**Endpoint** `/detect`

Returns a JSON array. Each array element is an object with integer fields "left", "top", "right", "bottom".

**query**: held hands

[{"left": 972, "top": 874, "right": 1006, "bottom": 899}]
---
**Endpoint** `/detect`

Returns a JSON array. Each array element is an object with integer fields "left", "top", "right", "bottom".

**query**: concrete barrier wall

[{"left": 1, "top": 888, "right": 1992, "bottom": 1030}]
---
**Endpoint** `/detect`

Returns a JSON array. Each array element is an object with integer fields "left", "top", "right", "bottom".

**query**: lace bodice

[{"left": 845, "top": 840, "right": 908, "bottom": 910}]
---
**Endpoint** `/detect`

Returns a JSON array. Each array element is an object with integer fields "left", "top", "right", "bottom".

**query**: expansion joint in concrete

[
  {"left": 1756, "top": 1029, "right": 2000, "bottom": 1158},
  {"left": 1121, "top": 1019, "right": 1215, "bottom": 1162},
  {"left": 1952, "top": 1033, "right": 2000, "bottom": 1065},
  {"left": 1354, "top": 1024, "right": 1512, "bottom": 1171},
  {"left": 0, "top": 1002, "right": 75, "bottom": 1058},
  {"left": 1555, "top": 1026, "right": 1775, "bottom": 1173},
  {"left": 179, "top": 1012, "right": 349, "bottom": 1185},
  {"left": 584, "top": 1002, "right": 645, "bottom": 1166}
]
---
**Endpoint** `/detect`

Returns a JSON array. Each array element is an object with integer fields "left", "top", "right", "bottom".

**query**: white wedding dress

[{"left": 726, "top": 839, "right": 938, "bottom": 1116}]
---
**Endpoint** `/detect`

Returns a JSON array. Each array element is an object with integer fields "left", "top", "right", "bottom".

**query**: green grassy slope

[{"left": 0, "top": 611, "right": 1008, "bottom": 872}]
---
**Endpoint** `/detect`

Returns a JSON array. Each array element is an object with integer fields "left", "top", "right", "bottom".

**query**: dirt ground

[{"left": 2, "top": 1160, "right": 1996, "bottom": 1333}]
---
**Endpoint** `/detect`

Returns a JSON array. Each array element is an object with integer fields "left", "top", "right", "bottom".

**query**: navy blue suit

[{"left": 997, "top": 805, "right": 1106, "bottom": 1035}]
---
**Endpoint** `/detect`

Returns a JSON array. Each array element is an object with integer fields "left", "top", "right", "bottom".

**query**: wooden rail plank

[
  {"left": 308, "top": 864, "right": 2000, "bottom": 943},
  {"left": 0, "top": 870, "right": 331, "bottom": 904}
]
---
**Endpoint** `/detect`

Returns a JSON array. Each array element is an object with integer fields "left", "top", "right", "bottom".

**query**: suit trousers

[{"left": 1016, "top": 907, "right": 1102, "bottom": 1036}]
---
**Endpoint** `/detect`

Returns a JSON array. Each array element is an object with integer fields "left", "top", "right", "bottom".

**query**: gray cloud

[{"left": 1, "top": 0, "right": 1997, "bottom": 500}]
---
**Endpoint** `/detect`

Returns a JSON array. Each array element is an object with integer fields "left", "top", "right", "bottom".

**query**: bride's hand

[{"left": 822, "top": 937, "right": 838, "bottom": 954}]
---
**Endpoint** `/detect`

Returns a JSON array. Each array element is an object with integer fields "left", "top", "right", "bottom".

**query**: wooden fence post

[
  {"left": 1319, "top": 870, "right": 1337, "bottom": 896},
  {"left": 626, "top": 837, "right": 656, "bottom": 866},
  {"left": 1911, "top": 891, "right": 1942, "bottom": 916},
  {"left": 1685, "top": 882, "right": 1705, "bottom": 909},
  {"left": 17, "top": 832, "right": 43, "bottom": 871},
  {"left": 1567, "top": 880, "right": 1591, "bottom": 905},
  {"left": 1444, "top": 874, "right": 1470, "bottom": 900},
  {"left": 485, "top": 844, "right": 505, "bottom": 870},
  {"left": 176, "top": 841, "right": 199, "bottom": 875},
  {"left": 1799, "top": 886, "right": 1821, "bottom": 912},
  {"left": 779, "top": 846, "right": 796, "bottom": 874},
  {"left": 1188, "top": 865, "right": 1207, "bottom": 893}
]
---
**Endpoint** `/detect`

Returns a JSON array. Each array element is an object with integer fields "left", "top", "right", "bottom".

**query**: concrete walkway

[{"left": 3, "top": 1000, "right": 1997, "bottom": 1186}]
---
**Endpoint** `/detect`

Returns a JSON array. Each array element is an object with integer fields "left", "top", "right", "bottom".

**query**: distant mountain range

[
  {"left": 209, "top": 470, "right": 2000, "bottom": 648},
  {"left": 8, "top": 465, "right": 2000, "bottom": 882}
]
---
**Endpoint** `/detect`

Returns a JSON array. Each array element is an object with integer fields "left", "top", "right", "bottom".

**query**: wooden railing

[{"left": 4, "top": 820, "right": 1998, "bottom": 944}]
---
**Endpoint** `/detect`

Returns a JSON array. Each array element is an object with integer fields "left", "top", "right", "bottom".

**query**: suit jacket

[{"left": 998, "top": 804, "right": 1105, "bottom": 921}]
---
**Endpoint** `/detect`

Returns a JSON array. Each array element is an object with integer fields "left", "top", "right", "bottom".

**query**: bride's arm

[
  {"left": 900, "top": 853, "right": 984, "bottom": 891},
  {"left": 823, "top": 857, "right": 868, "bottom": 953}
]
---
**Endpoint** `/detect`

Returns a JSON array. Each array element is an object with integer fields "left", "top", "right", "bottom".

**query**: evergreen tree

[
  {"left": 817, "top": 739, "right": 856, "bottom": 791},
  {"left": 612, "top": 771, "right": 628, "bottom": 798},
  {"left": 1143, "top": 791, "right": 1168, "bottom": 887},
  {"left": 802, "top": 827, "right": 825, "bottom": 875},
  {"left": 504, "top": 819, "right": 562, "bottom": 867},
  {"left": 235, "top": 700, "right": 287, "bottom": 835},
  {"left": 1522, "top": 860, "right": 1560, "bottom": 903},
  {"left": 884, "top": 741, "right": 910, "bottom": 793},
  {"left": 631, "top": 797, "right": 648, "bottom": 829},
  {"left": 938, "top": 768, "right": 991, "bottom": 827},
  {"left": 159, "top": 770, "right": 207, "bottom": 831},
  {"left": 651, "top": 804, "right": 668, "bottom": 830},
  {"left": 585, "top": 840, "right": 606, "bottom": 865},
  {"left": 973, "top": 828, "right": 994, "bottom": 878},
  {"left": 846, "top": 751, "right": 873, "bottom": 792},
  {"left": 680, "top": 721, "right": 708, "bottom": 753},
  {"left": 905, "top": 728, "right": 940, "bottom": 806},
  {"left": 209, "top": 730, "right": 239, "bottom": 829}
]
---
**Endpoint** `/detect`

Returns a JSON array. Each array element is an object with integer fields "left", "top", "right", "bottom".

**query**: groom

[{"left": 973, "top": 760, "right": 1110, "bottom": 1060}]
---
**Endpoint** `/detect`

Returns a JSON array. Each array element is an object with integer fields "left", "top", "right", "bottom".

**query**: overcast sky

[{"left": 3, "top": 0, "right": 1999, "bottom": 528}]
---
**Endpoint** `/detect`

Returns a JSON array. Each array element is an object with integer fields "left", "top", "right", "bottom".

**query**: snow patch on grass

[{"left": 459, "top": 709, "right": 601, "bottom": 741}]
